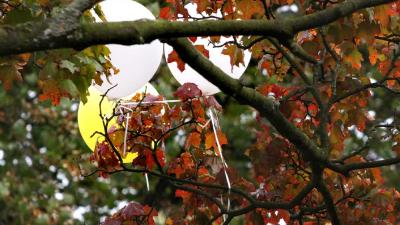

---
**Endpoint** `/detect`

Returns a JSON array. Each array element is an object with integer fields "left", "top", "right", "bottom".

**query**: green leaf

[
  {"left": 60, "top": 60, "right": 78, "bottom": 74},
  {"left": 60, "top": 79, "right": 79, "bottom": 96}
]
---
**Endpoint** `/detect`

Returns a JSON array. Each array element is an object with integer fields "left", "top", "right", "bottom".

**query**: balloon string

[
  {"left": 118, "top": 106, "right": 151, "bottom": 192},
  {"left": 120, "top": 99, "right": 182, "bottom": 105},
  {"left": 123, "top": 113, "right": 130, "bottom": 157},
  {"left": 119, "top": 95, "right": 214, "bottom": 106},
  {"left": 119, "top": 107, "right": 133, "bottom": 157},
  {"left": 145, "top": 173, "right": 150, "bottom": 192},
  {"left": 208, "top": 109, "right": 228, "bottom": 169},
  {"left": 208, "top": 108, "right": 231, "bottom": 220}
]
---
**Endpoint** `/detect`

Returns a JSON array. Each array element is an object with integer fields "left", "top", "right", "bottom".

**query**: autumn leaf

[
  {"left": 174, "top": 82, "right": 203, "bottom": 101},
  {"left": 205, "top": 130, "right": 228, "bottom": 151},
  {"left": 167, "top": 44, "right": 209, "bottom": 73},
  {"left": 204, "top": 96, "right": 222, "bottom": 111},
  {"left": 160, "top": 6, "right": 172, "bottom": 19},
  {"left": 236, "top": 0, "right": 264, "bottom": 19},
  {"left": 38, "top": 79, "right": 70, "bottom": 105},
  {"left": 120, "top": 201, "right": 145, "bottom": 219},
  {"left": 185, "top": 132, "right": 201, "bottom": 149},
  {"left": 175, "top": 189, "right": 192, "bottom": 203},
  {"left": 344, "top": 49, "right": 363, "bottom": 70},
  {"left": 194, "top": 44, "right": 210, "bottom": 58},
  {"left": 143, "top": 205, "right": 158, "bottom": 225},
  {"left": 222, "top": 44, "right": 245, "bottom": 71},
  {"left": 0, "top": 54, "right": 29, "bottom": 91},
  {"left": 155, "top": 149, "right": 166, "bottom": 167},
  {"left": 167, "top": 50, "right": 186, "bottom": 72},
  {"left": 181, "top": 152, "right": 195, "bottom": 170}
]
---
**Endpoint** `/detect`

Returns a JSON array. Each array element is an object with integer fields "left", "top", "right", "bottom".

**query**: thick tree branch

[
  {"left": 0, "top": 0, "right": 394, "bottom": 56},
  {"left": 67, "top": 0, "right": 101, "bottom": 13}
]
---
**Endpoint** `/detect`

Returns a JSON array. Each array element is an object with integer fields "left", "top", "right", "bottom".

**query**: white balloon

[
  {"left": 92, "top": 0, "right": 163, "bottom": 99},
  {"left": 126, "top": 82, "right": 159, "bottom": 98},
  {"left": 165, "top": 3, "right": 251, "bottom": 95}
]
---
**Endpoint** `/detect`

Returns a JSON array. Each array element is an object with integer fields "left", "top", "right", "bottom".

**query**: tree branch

[
  {"left": 0, "top": 0, "right": 394, "bottom": 56},
  {"left": 341, "top": 157, "right": 400, "bottom": 172},
  {"left": 316, "top": 180, "right": 341, "bottom": 225}
]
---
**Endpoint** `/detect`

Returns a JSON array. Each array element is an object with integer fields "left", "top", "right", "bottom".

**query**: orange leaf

[
  {"left": 155, "top": 149, "right": 166, "bottom": 167},
  {"left": 205, "top": 132, "right": 215, "bottom": 149},
  {"left": 167, "top": 50, "right": 185, "bottom": 72},
  {"left": 371, "top": 168, "right": 384, "bottom": 184},
  {"left": 205, "top": 130, "right": 228, "bottom": 151},
  {"left": 194, "top": 45, "right": 210, "bottom": 58},
  {"left": 175, "top": 189, "right": 191, "bottom": 203},
  {"left": 222, "top": 44, "right": 245, "bottom": 71},
  {"left": 185, "top": 132, "right": 201, "bottom": 149}
]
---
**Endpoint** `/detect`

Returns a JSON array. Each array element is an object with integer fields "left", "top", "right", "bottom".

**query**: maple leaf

[
  {"left": 167, "top": 50, "right": 186, "bottom": 72},
  {"left": 175, "top": 189, "right": 192, "bottom": 203},
  {"left": 222, "top": 44, "right": 245, "bottom": 72},
  {"left": 205, "top": 130, "right": 228, "bottom": 150},
  {"left": 185, "top": 132, "right": 201, "bottom": 149},
  {"left": 121, "top": 201, "right": 145, "bottom": 220},
  {"left": 181, "top": 152, "right": 195, "bottom": 170},
  {"left": 38, "top": 77, "right": 72, "bottom": 106},
  {"left": 194, "top": 44, "right": 210, "bottom": 58},
  {"left": 144, "top": 149, "right": 156, "bottom": 170},
  {"left": 167, "top": 44, "right": 209, "bottom": 73},
  {"left": 174, "top": 82, "right": 203, "bottom": 101},
  {"left": 204, "top": 96, "right": 222, "bottom": 111},
  {"left": 236, "top": 0, "right": 264, "bottom": 19},
  {"left": 257, "top": 83, "right": 288, "bottom": 98},
  {"left": 143, "top": 205, "right": 158, "bottom": 225},
  {"left": 160, "top": 6, "right": 172, "bottom": 19},
  {"left": 155, "top": 149, "right": 166, "bottom": 167},
  {"left": 0, "top": 54, "right": 29, "bottom": 91}
]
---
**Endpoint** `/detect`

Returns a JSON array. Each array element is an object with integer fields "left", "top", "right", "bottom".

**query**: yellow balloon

[{"left": 78, "top": 87, "right": 137, "bottom": 163}]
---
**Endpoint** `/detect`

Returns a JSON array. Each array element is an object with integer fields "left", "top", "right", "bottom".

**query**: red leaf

[
  {"left": 144, "top": 149, "right": 155, "bottom": 170},
  {"left": 189, "top": 36, "right": 197, "bottom": 42},
  {"left": 174, "top": 166, "right": 185, "bottom": 178},
  {"left": 155, "top": 149, "right": 166, "bottom": 167},
  {"left": 371, "top": 168, "right": 384, "bottom": 184},
  {"left": 159, "top": 7, "right": 171, "bottom": 19},
  {"left": 257, "top": 83, "right": 288, "bottom": 98},
  {"left": 175, "top": 189, "right": 191, "bottom": 203},
  {"left": 195, "top": 45, "right": 210, "bottom": 58},
  {"left": 174, "top": 83, "right": 203, "bottom": 101},
  {"left": 121, "top": 201, "right": 145, "bottom": 220},
  {"left": 143, "top": 205, "right": 158, "bottom": 225},
  {"left": 204, "top": 96, "right": 222, "bottom": 111},
  {"left": 186, "top": 132, "right": 201, "bottom": 149},
  {"left": 181, "top": 152, "right": 195, "bottom": 170},
  {"left": 167, "top": 50, "right": 186, "bottom": 72}
]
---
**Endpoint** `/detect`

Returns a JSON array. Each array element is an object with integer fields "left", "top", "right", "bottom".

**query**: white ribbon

[
  {"left": 208, "top": 108, "right": 231, "bottom": 221},
  {"left": 120, "top": 99, "right": 182, "bottom": 106},
  {"left": 145, "top": 172, "right": 150, "bottom": 192}
]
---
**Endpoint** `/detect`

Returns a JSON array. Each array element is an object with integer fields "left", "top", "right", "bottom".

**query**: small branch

[
  {"left": 281, "top": 39, "right": 319, "bottom": 64},
  {"left": 341, "top": 157, "right": 400, "bottom": 172},
  {"left": 316, "top": 181, "right": 341, "bottom": 225},
  {"left": 331, "top": 145, "right": 369, "bottom": 164}
]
